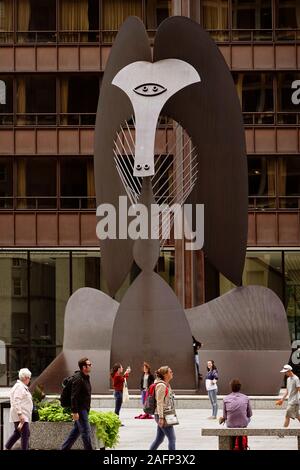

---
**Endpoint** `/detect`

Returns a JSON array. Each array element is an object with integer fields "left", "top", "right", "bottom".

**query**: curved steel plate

[
  {"left": 154, "top": 17, "right": 248, "bottom": 286},
  {"left": 185, "top": 285, "right": 291, "bottom": 394},
  {"left": 31, "top": 288, "right": 119, "bottom": 393}
]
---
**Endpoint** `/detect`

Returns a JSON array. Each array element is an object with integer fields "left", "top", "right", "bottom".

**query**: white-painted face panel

[{"left": 112, "top": 59, "right": 201, "bottom": 177}]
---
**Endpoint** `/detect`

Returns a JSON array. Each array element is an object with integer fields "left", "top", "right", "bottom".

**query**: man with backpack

[{"left": 61, "top": 357, "right": 93, "bottom": 450}]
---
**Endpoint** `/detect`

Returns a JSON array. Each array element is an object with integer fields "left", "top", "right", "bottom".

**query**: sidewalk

[{"left": 99, "top": 408, "right": 299, "bottom": 450}]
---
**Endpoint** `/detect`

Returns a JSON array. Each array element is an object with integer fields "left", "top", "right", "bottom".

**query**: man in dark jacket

[{"left": 61, "top": 357, "right": 93, "bottom": 450}]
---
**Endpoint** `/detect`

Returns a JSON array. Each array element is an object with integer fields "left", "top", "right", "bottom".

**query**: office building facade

[{"left": 0, "top": 0, "right": 299, "bottom": 385}]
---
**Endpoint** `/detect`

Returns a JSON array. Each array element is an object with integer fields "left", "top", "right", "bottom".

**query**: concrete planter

[{"left": 30, "top": 421, "right": 105, "bottom": 450}]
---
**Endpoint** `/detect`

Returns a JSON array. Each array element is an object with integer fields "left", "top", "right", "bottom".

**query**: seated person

[{"left": 219, "top": 379, "right": 252, "bottom": 450}]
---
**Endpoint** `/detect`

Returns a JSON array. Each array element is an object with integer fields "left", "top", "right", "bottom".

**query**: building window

[
  {"left": 60, "top": 76, "right": 100, "bottom": 125},
  {"left": 248, "top": 157, "right": 276, "bottom": 209},
  {"left": 232, "top": 0, "right": 273, "bottom": 41},
  {"left": 0, "top": 76, "right": 13, "bottom": 125},
  {"left": 200, "top": 0, "right": 229, "bottom": 40},
  {"left": 278, "top": 157, "right": 300, "bottom": 209},
  {"left": 0, "top": 0, "right": 13, "bottom": 42},
  {"left": 26, "top": 0, "right": 56, "bottom": 42},
  {"left": 145, "top": 0, "right": 171, "bottom": 30},
  {"left": 60, "top": 157, "right": 95, "bottom": 209},
  {"left": 16, "top": 76, "right": 56, "bottom": 125},
  {"left": 59, "top": 0, "right": 99, "bottom": 42},
  {"left": 0, "top": 157, "right": 13, "bottom": 209},
  {"left": 277, "top": 72, "right": 300, "bottom": 123},
  {"left": 276, "top": 0, "right": 300, "bottom": 28},
  {"left": 16, "top": 158, "right": 57, "bottom": 209},
  {"left": 234, "top": 73, "right": 274, "bottom": 124}
]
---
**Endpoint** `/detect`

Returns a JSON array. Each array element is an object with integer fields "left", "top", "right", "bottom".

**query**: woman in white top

[{"left": 5, "top": 368, "right": 33, "bottom": 450}]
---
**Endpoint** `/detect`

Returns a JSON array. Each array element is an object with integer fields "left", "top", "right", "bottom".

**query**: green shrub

[
  {"left": 89, "top": 410, "right": 121, "bottom": 448},
  {"left": 38, "top": 400, "right": 121, "bottom": 448}
]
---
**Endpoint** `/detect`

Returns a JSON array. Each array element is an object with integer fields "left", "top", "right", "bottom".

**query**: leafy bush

[
  {"left": 38, "top": 400, "right": 121, "bottom": 448},
  {"left": 89, "top": 410, "right": 121, "bottom": 448},
  {"left": 38, "top": 400, "right": 72, "bottom": 422}
]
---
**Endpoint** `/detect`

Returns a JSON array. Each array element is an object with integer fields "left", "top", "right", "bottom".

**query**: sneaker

[
  {"left": 121, "top": 423, "right": 125, "bottom": 427},
  {"left": 207, "top": 416, "right": 217, "bottom": 419}
]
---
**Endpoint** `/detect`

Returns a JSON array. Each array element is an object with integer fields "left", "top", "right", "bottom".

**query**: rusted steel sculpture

[{"left": 32, "top": 17, "right": 290, "bottom": 394}]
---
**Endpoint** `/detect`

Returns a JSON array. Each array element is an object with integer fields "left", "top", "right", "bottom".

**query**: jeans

[
  {"left": 61, "top": 409, "right": 92, "bottom": 450},
  {"left": 114, "top": 390, "right": 123, "bottom": 415},
  {"left": 141, "top": 390, "right": 147, "bottom": 405},
  {"left": 208, "top": 389, "right": 218, "bottom": 417},
  {"left": 149, "top": 415, "right": 176, "bottom": 450},
  {"left": 5, "top": 422, "right": 30, "bottom": 450}
]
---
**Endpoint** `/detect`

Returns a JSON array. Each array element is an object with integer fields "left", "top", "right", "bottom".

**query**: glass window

[
  {"left": 278, "top": 73, "right": 300, "bottom": 112},
  {"left": 200, "top": 0, "right": 228, "bottom": 40},
  {"left": 30, "top": 252, "right": 69, "bottom": 379},
  {"left": 0, "top": 157, "right": 13, "bottom": 209},
  {"left": 0, "top": 0, "right": 13, "bottom": 42},
  {"left": 278, "top": 157, "right": 300, "bottom": 209},
  {"left": 60, "top": 157, "right": 95, "bottom": 209},
  {"left": 285, "top": 252, "right": 300, "bottom": 341},
  {"left": 248, "top": 157, "right": 276, "bottom": 209},
  {"left": 232, "top": 0, "right": 272, "bottom": 29},
  {"left": 16, "top": 158, "right": 57, "bottom": 209},
  {"left": 276, "top": 0, "right": 300, "bottom": 29},
  {"left": 28, "top": 0, "right": 56, "bottom": 31},
  {"left": 16, "top": 76, "right": 56, "bottom": 125},
  {"left": 248, "top": 157, "right": 275, "bottom": 196},
  {"left": 72, "top": 251, "right": 102, "bottom": 292},
  {"left": 60, "top": 76, "right": 99, "bottom": 125},
  {"left": 59, "top": 0, "right": 99, "bottom": 42},
  {"left": 0, "top": 252, "right": 29, "bottom": 384},
  {"left": 145, "top": 0, "right": 171, "bottom": 29},
  {"left": 0, "top": 76, "right": 13, "bottom": 124},
  {"left": 102, "top": 0, "right": 143, "bottom": 42},
  {"left": 239, "top": 73, "right": 273, "bottom": 113},
  {"left": 243, "top": 251, "right": 283, "bottom": 298}
]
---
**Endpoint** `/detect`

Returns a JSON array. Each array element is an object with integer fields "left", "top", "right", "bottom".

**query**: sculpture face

[{"left": 112, "top": 59, "right": 200, "bottom": 177}]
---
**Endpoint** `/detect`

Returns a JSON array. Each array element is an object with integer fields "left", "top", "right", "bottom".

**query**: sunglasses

[{"left": 85, "top": 363, "right": 92, "bottom": 367}]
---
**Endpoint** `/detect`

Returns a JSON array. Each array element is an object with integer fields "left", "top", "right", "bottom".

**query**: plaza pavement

[{"left": 95, "top": 407, "right": 300, "bottom": 450}]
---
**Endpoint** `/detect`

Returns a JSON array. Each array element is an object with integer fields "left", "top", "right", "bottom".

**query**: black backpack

[{"left": 60, "top": 374, "right": 75, "bottom": 408}]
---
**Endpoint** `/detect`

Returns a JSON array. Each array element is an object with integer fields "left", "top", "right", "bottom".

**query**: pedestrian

[
  {"left": 192, "top": 335, "right": 203, "bottom": 384},
  {"left": 111, "top": 363, "right": 131, "bottom": 419},
  {"left": 5, "top": 368, "right": 33, "bottom": 450},
  {"left": 61, "top": 357, "right": 93, "bottom": 450},
  {"left": 276, "top": 364, "right": 300, "bottom": 427},
  {"left": 205, "top": 359, "right": 219, "bottom": 419},
  {"left": 219, "top": 379, "right": 252, "bottom": 450},
  {"left": 135, "top": 362, "right": 155, "bottom": 419},
  {"left": 149, "top": 366, "right": 178, "bottom": 450}
]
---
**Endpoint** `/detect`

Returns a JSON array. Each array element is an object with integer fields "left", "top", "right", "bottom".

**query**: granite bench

[{"left": 201, "top": 428, "right": 300, "bottom": 450}]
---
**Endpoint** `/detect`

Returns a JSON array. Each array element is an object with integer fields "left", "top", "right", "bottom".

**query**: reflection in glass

[
  {"left": 277, "top": 158, "right": 300, "bottom": 209},
  {"left": 0, "top": 252, "right": 28, "bottom": 385},
  {"left": 30, "top": 252, "right": 69, "bottom": 379},
  {"left": 248, "top": 157, "right": 275, "bottom": 198}
]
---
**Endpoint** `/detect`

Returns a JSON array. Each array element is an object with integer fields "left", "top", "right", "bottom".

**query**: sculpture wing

[{"left": 154, "top": 17, "right": 248, "bottom": 286}]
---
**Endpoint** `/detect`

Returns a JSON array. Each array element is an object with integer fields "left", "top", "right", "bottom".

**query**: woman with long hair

[
  {"left": 149, "top": 365, "right": 177, "bottom": 450},
  {"left": 110, "top": 363, "right": 131, "bottom": 419},
  {"left": 135, "top": 361, "right": 155, "bottom": 419},
  {"left": 205, "top": 359, "right": 219, "bottom": 419}
]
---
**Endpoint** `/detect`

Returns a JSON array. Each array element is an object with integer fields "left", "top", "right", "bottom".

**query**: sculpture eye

[{"left": 134, "top": 83, "right": 167, "bottom": 97}]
